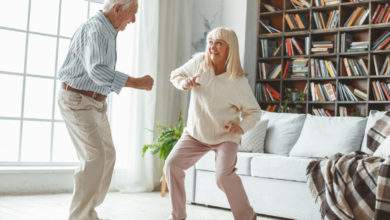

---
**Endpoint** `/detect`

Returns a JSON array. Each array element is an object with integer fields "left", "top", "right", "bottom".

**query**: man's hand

[
  {"left": 182, "top": 76, "right": 200, "bottom": 90},
  {"left": 224, "top": 121, "right": 244, "bottom": 135},
  {"left": 126, "top": 75, "right": 154, "bottom": 91}
]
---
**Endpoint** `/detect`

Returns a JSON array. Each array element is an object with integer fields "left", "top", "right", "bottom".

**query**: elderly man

[{"left": 57, "top": 0, "right": 153, "bottom": 219}]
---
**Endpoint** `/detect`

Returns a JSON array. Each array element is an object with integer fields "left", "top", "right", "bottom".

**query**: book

[{"left": 263, "top": 3, "right": 280, "bottom": 12}]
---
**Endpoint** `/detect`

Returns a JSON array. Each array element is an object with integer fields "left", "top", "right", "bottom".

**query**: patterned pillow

[
  {"left": 373, "top": 137, "right": 390, "bottom": 158},
  {"left": 239, "top": 120, "right": 268, "bottom": 152},
  {"left": 367, "top": 111, "right": 390, "bottom": 154}
]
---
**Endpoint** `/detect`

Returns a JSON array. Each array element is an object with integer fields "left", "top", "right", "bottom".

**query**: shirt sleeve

[
  {"left": 170, "top": 53, "right": 203, "bottom": 90},
  {"left": 238, "top": 78, "right": 262, "bottom": 133},
  {"left": 82, "top": 32, "right": 128, "bottom": 94}
]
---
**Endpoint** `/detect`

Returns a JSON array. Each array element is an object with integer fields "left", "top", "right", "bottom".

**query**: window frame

[{"left": 0, "top": 0, "right": 105, "bottom": 166}]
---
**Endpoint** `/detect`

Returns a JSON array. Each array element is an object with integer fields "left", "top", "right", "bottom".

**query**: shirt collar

[{"left": 95, "top": 10, "right": 118, "bottom": 38}]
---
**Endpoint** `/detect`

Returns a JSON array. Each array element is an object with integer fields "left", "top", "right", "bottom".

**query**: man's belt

[{"left": 62, "top": 83, "right": 107, "bottom": 102}]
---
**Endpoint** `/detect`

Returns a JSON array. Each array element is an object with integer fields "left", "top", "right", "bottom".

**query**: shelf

[
  {"left": 371, "top": 50, "right": 390, "bottom": 55},
  {"left": 285, "top": 8, "right": 310, "bottom": 13},
  {"left": 259, "top": 33, "right": 283, "bottom": 39},
  {"left": 309, "top": 78, "right": 337, "bottom": 81},
  {"left": 339, "top": 51, "right": 369, "bottom": 56},
  {"left": 339, "top": 26, "right": 370, "bottom": 32},
  {"left": 309, "top": 101, "right": 336, "bottom": 104},
  {"left": 369, "top": 101, "right": 390, "bottom": 104},
  {"left": 258, "top": 79, "right": 281, "bottom": 82},
  {"left": 338, "top": 101, "right": 367, "bottom": 104},
  {"left": 369, "top": 76, "right": 390, "bottom": 79},
  {"left": 310, "top": 53, "right": 338, "bottom": 58},
  {"left": 260, "top": 11, "right": 283, "bottom": 16},
  {"left": 283, "top": 101, "right": 307, "bottom": 104},
  {"left": 338, "top": 76, "right": 368, "bottom": 80},
  {"left": 284, "top": 31, "right": 310, "bottom": 37},
  {"left": 256, "top": 0, "right": 390, "bottom": 117},
  {"left": 259, "top": 101, "right": 280, "bottom": 104},
  {"left": 284, "top": 78, "right": 308, "bottom": 81},
  {"left": 311, "top": 5, "right": 339, "bottom": 11},
  {"left": 311, "top": 29, "right": 339, "bottom": 34}
]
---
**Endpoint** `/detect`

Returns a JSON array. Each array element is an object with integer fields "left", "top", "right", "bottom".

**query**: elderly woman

[{"left": 165, "top": 27, "right": 261, "bottom": 220}]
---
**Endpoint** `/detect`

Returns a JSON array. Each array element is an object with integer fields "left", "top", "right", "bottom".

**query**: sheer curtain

[{"left": 110, "top": 0, "right": 193, "bottom": 192}]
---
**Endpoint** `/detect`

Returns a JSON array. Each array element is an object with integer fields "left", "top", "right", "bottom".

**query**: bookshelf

[{"left": 256, "top": 0, "right": 390, "bottom": 117}]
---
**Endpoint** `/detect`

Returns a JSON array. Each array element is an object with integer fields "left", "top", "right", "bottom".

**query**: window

[{"left": 0, "top": 0, "right": 108, "bottom": 165}]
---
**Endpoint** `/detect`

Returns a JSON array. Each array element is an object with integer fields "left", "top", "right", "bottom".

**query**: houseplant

[{"left": 142, "top": 113, "right": 184, "bottom": 196}]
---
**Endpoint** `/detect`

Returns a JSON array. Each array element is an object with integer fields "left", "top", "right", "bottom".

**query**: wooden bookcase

[{"left": 256, "top": 0, "right": 390, "bottom": 116}]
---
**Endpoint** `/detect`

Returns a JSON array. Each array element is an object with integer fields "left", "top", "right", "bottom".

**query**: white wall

[{"left": 191, "top": 0, "right": 258, "bottom": 88}]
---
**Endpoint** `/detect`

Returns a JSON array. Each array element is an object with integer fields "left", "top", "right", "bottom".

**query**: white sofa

[{"left": 183, "top": 110, "right": 383, "bottom": 220}]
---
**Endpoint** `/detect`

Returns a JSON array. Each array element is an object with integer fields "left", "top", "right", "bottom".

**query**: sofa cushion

[
  {"left": 195, "top": 151, "right": 254, "bottom": 176},
  {"left": 361, "top": 110, "right": 387, "bottom": 154},
  {"left": 239, "top": 120, "right": 268, "bottom": 152},
  {"left": 251, "top": 153, "right": 313, "bottom": 182},
  {"left": 262, "top": 111, "right": 306, "bottom": 155},
  {"left": 289, "top": 115, "right": 367, "bottom": 158}
]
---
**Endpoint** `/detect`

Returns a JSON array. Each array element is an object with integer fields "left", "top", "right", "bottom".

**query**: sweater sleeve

[
  {"left": 170, "top": 53, "right": 203, "bottom": 90},
  {"left": 238, "top": 78, "right": 262, "bottom": 133}
]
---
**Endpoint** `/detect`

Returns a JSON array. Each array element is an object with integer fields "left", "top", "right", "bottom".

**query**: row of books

[
  {"left": 285, "top": 37, "right": 310, "bottom": 56},
  {"left": 260, "top": 39, "right": 282, "bottom": 57},
  {"left": 310, "top": 59, "right": 337, "bottom": 78},
  {"left": 344, "top": 7, "right": 369, "bottom": 27},
  {"left": 310, "top": 82, "right": 336, "bottom": 101},
  {"left": 313, "top": 10, "right": 339, "bottom": 29},
  {"left": 312, "top": 108, "right": 334, "bottom": 116},
  {"left": 260, "top": 106, "right": 360, "bottom": 117},
  {"left": 290, "top": 0, "right": 310, "bottom": 9},
  {"left": 342, "top": 58, "right": 368, "bottom": 76},
  {"left": 340, "top": 33, "right": 370, "bottom": 53},
  {"left": 372, "top": 81, "right": 390, "bottom": 101},
  {"left": 373, "top": 55, "right": 390, "bottom": 76},
  {"left": 372, "top": 32, "right": 390, "bottom": 51},
  {"left": 313, "top": 0, "right": 339, "bottom": 6},
  {"left": 338, "top": 83, "right": 367, "bottom": 101},
  {"left": 285, "top": 13, "right": 307, "bottom": 31},
  {"left": 292, "top": 58, "right": 309, "bottom": 78},
  {"left": 260, "top": 20, "right": 281, "bottom": 34},
  {"left": 262, "top": 3, "right": 280, "bottom": 12},
  {"left": 372, "top": 4, "right": 390, "bottom": 24},
  {"left": 255, "top": 83, "right": 281, "bottom": 102},
  {"left": 348, "top": 41, "right": 369, "bottom": 52},
  {"left": 311, "top": 41, "right": 334, "bottom": 54},
  {"left": 258, "top": 63, "right": 282, "bottom": 79}
]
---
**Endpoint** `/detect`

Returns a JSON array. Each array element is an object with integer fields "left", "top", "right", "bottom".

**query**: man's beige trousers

[
  {"left": 164, "top": 132, "right": 255, "bottom": 220},
  {"left": 58, "top": 89, "right": 115, "bottom": 220}
]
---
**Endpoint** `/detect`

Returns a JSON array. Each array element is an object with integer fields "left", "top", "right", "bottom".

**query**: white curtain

[{"left": 109, "top": 0, "right": 193, "bottom": 192}]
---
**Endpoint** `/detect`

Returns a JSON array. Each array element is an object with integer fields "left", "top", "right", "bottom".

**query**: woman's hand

[
  {"left": 182, "top": 76, "right": 200, "bottom": 90},
  {"left": 224, "top": 121, "right": 244, "bottom": 134}
]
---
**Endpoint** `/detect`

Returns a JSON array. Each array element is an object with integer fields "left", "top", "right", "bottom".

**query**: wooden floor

[{"left": 0, "top": 192, "right": 282, "bottom": 220}]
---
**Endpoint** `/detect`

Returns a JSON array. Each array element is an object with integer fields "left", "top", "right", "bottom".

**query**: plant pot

[{"left": 291, "top": 92, "right": 299, "bottom": 102}]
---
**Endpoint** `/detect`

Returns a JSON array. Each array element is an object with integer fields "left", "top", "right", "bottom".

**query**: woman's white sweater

[{"left": 170, "top": 54, "right": 261, "bottom": 145}]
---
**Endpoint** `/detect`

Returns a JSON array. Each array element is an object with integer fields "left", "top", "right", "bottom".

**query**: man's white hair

[{"left": 103, "top": 0, "right": 135, "bottom": 12}]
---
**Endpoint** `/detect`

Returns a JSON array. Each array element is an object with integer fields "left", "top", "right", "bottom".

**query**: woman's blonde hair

[{"left": 202, "top": 27, "right": 245, "bottom": 78}]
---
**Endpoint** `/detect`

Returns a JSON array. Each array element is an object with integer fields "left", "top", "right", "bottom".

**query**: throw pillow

[
  {"left": 262, "top": 111, "right": 306, "bottom": 155},
  {"left": 289, "top": 115, "right": 366, "bottom": 158},
  {"left": 373, "top": 136, "right": 390, "bottom": 158},
  {"left": 361, "top": 110, "right": 387, "bottom": 154},
  {"left": 366, "top": 111, "right": 390, "bottom": 154},
  {"left": 239, "top": 120, "right": 268, "bottom": 152}
]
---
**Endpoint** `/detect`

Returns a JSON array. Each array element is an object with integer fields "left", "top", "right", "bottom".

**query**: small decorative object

[
  {"left": 142, "top": 113, "right": 184, "bottom": 197},
  {"left": 280, "top": 88, "right": 306, "bottom": 113}
]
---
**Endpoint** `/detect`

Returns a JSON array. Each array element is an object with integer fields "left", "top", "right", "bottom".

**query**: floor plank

[{"left": 0, "top": 192, "right": 282, "bottom": 220}]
